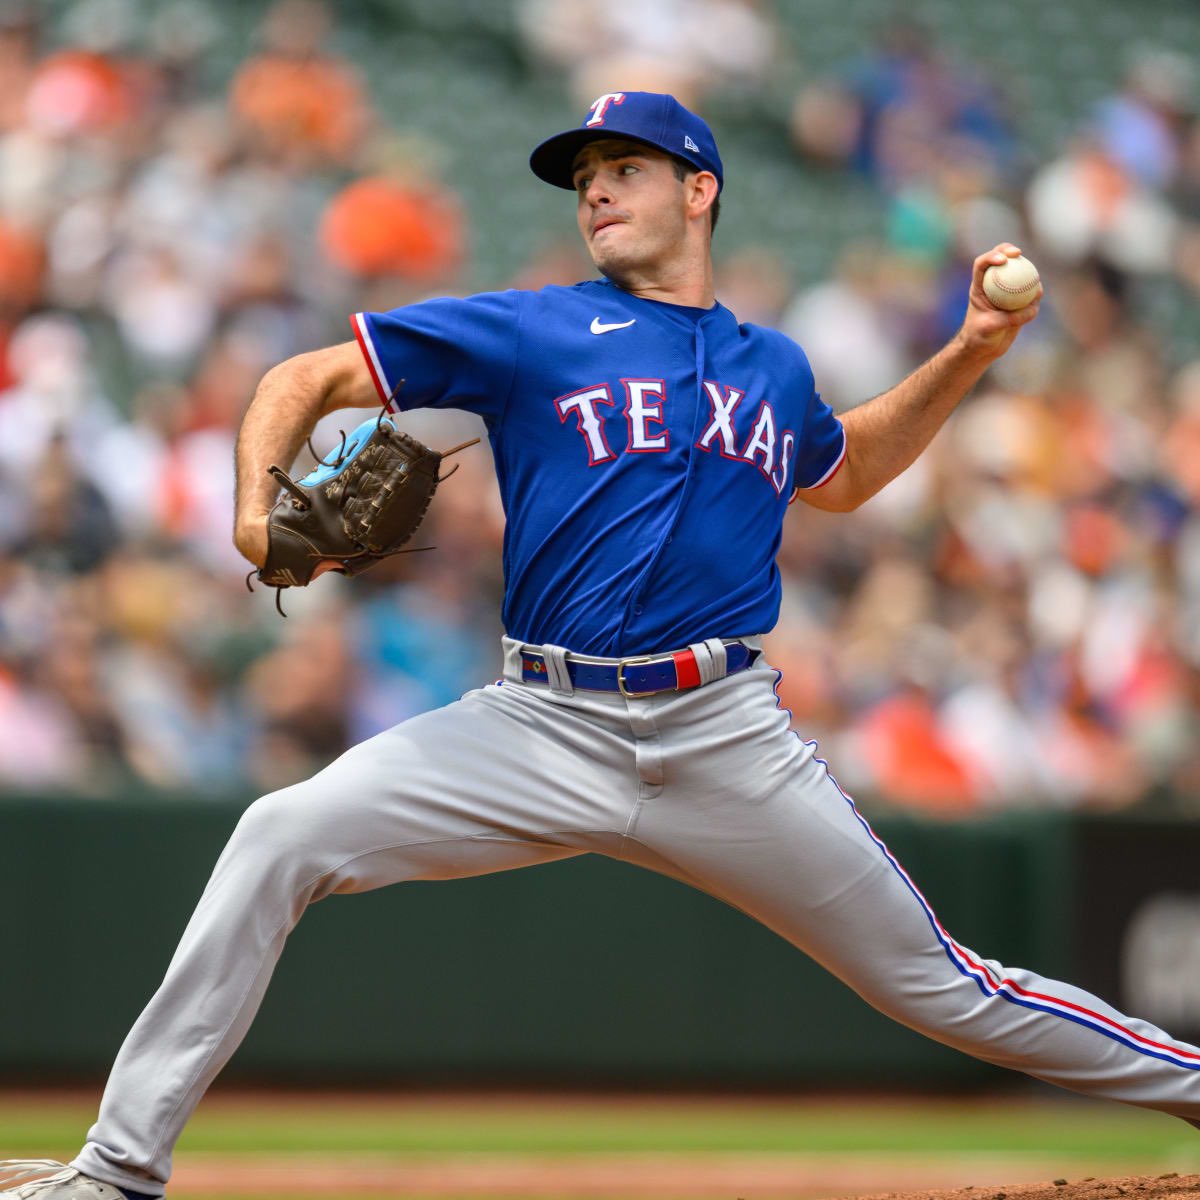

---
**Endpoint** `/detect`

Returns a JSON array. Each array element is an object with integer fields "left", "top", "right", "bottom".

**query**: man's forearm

[
  {"left": 234, "top": 357, "right": 328, "bottom": 539},
  {"left": 233, "top": 341, "right": 381, "bottom": 565},
  {"left": 835, "top": 333, "right": 994, "bottom": 508}
]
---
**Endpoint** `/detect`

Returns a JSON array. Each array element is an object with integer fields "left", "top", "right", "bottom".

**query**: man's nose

[{"left": 585, "top": 175, "right": 613, "bottom": 205}]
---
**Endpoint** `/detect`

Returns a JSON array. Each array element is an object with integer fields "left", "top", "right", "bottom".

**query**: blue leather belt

[{"left": 520, "top": 641, "right": 756, "bottom": 697}]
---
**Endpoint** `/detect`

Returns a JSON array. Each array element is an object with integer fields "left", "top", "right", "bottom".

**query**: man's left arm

[{"left": 798, "top": 243, "right": 1041, "bottom": 514}]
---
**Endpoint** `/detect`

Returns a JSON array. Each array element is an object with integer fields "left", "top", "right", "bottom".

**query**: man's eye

[
  {"left": 575, "top": 177, "right": 591, "bottom": 192},
  {"left": 620, "top": 164, "right": 638, "bottom": 174}
]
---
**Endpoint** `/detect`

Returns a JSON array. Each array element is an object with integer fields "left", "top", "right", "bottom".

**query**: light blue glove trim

[{"left": 297, "top": 415, "right": 396, "bottom": 488}]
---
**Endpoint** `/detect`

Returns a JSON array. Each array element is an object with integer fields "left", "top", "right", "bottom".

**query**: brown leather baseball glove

[{"left": 252, "top": 407, "right": 477, "bottom": 613}]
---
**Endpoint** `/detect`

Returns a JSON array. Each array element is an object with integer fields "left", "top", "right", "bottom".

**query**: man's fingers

[
  {"left": 312, "top": 561, "right": 347, "bottom": 580},
  {"left": 988, "top": 242, "right": 1022, "bottom": 262},
  {"left": 994, "top": 299, "right": 1040, "bottom": 325},
  {"left": 972, "top": 243, "right": 1024, "bottom": 282}
]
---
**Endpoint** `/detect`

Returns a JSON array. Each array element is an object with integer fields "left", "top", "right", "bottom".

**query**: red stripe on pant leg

[{"left": 673, "top": 650, "right": 702, "bottom": 688}]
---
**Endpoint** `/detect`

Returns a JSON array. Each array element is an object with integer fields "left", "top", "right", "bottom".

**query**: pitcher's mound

[{"left": 852, "top": 1173, "right": 1200, "bottom": 1200}]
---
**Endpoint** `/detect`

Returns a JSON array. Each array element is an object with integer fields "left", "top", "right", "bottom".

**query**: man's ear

[{"left": 687, "top": 171, "right": 719, "bottom": 225}]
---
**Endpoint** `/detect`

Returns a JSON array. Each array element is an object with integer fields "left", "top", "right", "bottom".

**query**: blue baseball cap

[{"left": 530, "top": 91, "right": 724, "bottom": 193}]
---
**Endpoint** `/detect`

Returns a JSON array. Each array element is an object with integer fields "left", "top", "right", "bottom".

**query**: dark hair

[{"left": 670, "top": 155, "right": 720, "bottom": 235}]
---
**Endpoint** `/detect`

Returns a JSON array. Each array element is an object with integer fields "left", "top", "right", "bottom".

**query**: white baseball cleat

[{"left": 0, "top": 1163, "right": 131, "bottom": 1200}]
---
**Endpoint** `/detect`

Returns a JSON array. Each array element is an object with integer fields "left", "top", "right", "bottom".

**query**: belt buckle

[{"left": 616, "top": 654, "right": 659, "bottom": 698}]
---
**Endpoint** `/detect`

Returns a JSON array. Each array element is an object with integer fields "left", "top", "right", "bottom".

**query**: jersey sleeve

[
  {"left": 792, "top": 389, "right": 847, "bottom": 490},
  {"left": 351, "top": 290, "right": 522, "bottom": 426}
]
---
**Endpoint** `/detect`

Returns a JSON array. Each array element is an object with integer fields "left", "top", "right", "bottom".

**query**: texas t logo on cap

[
  {"left": 585, "top": 92, "right": 625, "bottom": 128},
  {"left": 530, "top": 90, "right": 724, "bottom": 193}
]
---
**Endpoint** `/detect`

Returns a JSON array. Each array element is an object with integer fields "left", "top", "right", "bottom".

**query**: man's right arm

[{"left": 234, "top": 340, "right": 382, "bottom": 568}]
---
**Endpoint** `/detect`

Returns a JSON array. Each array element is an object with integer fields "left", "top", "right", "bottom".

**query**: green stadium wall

[{"left": 4, "top": 794, "right": 1187, "bottom": 1088}]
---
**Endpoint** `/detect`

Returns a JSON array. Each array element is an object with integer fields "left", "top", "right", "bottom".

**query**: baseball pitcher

[{"left": 5, "top": 91, "right": 1200, "bottom": 1200}]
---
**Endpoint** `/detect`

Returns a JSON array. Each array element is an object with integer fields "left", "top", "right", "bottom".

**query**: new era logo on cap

[{"left": 529, "top": 91, "right": 725, "bottom": 193}]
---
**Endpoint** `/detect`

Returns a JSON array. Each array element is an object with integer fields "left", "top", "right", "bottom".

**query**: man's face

[{"left": 572, "top": 139, "right": 690, "bottom": 282}]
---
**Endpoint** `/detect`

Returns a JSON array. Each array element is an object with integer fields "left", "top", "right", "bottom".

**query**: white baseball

[{"left": 982, "top": 254, "right": 1041, "bottom": 311}]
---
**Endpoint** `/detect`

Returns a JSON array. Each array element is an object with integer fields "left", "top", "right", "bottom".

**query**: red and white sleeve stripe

[{"left": 350, "top": 313, "right": 393, "bottom": 408}]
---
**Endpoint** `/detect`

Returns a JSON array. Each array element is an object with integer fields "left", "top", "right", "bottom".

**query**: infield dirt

[{"left": 855, "top": 1174, "right": 1200, "bottom": 1200}]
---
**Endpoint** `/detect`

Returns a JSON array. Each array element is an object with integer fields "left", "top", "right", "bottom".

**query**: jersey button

[{"left": 633, "top": 604, "right": 644, "bottom": 616}]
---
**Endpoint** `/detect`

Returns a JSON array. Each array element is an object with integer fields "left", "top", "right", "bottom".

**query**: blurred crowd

[
  {"left": 0, "top": 0, "right": 494, "bottom": 797},
  {"left": 775, "top": 19, "right": 1200, "bottom": 813},
  {"left": 3, "top": 0, "right": 1200, "bottom": 815}
]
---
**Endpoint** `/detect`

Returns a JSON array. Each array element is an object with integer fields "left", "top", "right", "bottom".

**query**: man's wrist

[
  {"left": 235, "top": 509, "right": 270, "bottom": 534},
  {"left": 948, "top": 328, "right": 1004, "bottom": 369},
  {"left": 234, "top": 515, "right": 270, "bottom": 570}
]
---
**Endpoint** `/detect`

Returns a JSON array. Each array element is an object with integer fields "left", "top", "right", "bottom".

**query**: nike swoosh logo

[{"left": 590, "top": 317, "right": 636, "bottom": 335}]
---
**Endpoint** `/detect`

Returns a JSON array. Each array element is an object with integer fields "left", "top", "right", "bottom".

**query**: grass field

[{"left": 3, "top": 1089, "right": 1199, "bottom": 1198}]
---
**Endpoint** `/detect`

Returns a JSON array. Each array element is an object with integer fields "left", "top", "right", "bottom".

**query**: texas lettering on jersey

[
  {"left": 352, "top": 279, "right": 846, "bottom": 656},
  {"left": 555, "top": 378, "right": 794, "bottom": 497}
]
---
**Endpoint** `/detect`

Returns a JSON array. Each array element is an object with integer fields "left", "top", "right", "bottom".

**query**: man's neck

[
  {"left": 623, "top": 280, "right": 716, "bottom": 308},
  {"left": 602, "top": 250, "right": 715, "bottom": 309}
]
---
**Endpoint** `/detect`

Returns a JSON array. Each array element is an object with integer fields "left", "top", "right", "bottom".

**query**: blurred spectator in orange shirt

[
  {"left": 856, "top": 685, "right": 979, "bottom": 814},
  {"left": 230, "top": 0, "right": 369, "bottom": 170},
  {"left": 25, "top": 47, "right": 133, "bottom": 136},
  {"left": 0, "top": 218, "right": 44, "bottom": 311},
  {"left": 320, "top": 175, "right": 464, "bottom": 284}
]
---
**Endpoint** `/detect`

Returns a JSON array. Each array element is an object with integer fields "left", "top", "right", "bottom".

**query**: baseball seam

[{"left": 991, "top": 277, "right": 1039, "bottom": 294}]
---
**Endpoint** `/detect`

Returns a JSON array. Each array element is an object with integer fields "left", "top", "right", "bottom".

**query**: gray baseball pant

[{"left": 73, "top": 638, "right": 1200, "bottom": 1194}]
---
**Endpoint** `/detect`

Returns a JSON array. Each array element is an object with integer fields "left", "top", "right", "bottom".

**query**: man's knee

[
  {"left": 864, "top": 961, "right": 1031, "bottom": 1057},
  {"left": 847, "top": 953, "right": 991, "bottom": 1036},
  {"left": 226, "top": 781, "right": 340, "bottom": 876}
]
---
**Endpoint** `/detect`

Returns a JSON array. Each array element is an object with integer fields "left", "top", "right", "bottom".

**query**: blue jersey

[{"left": 353, "top": 279, "right": 845, "bottom": 657}]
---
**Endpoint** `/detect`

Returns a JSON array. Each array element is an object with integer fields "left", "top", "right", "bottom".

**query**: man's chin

[
  {"left": 596, "top": 263, "right": 632, "bottom": 288},
  {"left": 590, "top": 250, "right": 638, "bottom": 289}
]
